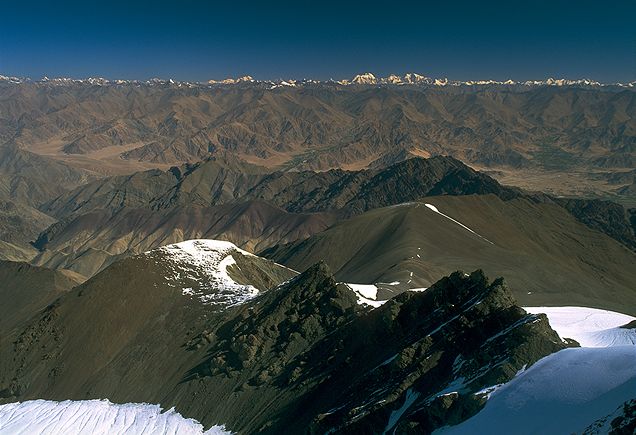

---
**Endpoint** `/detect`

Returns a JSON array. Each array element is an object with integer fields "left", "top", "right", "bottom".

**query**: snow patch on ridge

[
  {"left": 0, "top": 399, "right": 230, "bottom": 434},
  {"left": 346, "top": 283, "right": 385, "bottom": 308},
  {"left": 524, "top": 306, "right": 636, "bottom": 347},
  {"left": 149, "top": 239, "right": 259, "bottom": 307},
  {"left": 346, "top": 280, "right": 427, "bottom": 307},
  {"left": 424, "top": 204, "right": 494, "bottom": 244}
]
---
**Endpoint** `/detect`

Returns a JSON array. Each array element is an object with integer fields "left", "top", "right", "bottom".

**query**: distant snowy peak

[
  {"left": 0, "top": 74, "right": 25, "bottom": 83},
  {"left": 0, "top": 399, "right": 230, "bottom": 435},
  {"left": 146, "top": 239, "right": 260, "bottom": 307},
  {"left": 403, "top": 72, "right": 430, "bottom": 84},
  {"left": 342, "top": 72, "right": 430, "bottom": 85},
  {"left": 0, "top": 75, "right": 200, "bottom": 87},
  {"left": 350, "top": 72, "right": 378, "bottom": 84},
  {"left": 348, "top": 74, "right": 613, "bottom": 88},
  {"left": 208, "top": 75, "right": 254, "bottom": 85},
  {"left": 1, "top": 73, "right": 633, "bottom": 88}
]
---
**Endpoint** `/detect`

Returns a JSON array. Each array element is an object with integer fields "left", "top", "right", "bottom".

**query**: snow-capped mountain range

[{"left": 1, "top": 73, "right": 633, "bottom": 89}]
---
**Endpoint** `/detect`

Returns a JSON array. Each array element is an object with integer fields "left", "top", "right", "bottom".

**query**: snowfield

[
  {"left": 434, "top": 306, "right": 636, "bottom": 434},
  {"left": 524, "top": 306, "right": 636, "bottom": 347},
  {"left": 149, "top": 239, "right": 260, "bottom": 307},
  {"left": 0, "top": 399, "right": 230, "bottom": 434},
  {"left": 435, "top": 346, "right": 636, "bottom": 435}
]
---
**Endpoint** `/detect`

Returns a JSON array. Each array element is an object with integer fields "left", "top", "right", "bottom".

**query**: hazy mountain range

[
  {"left": 1, "top": 77, "right": 634, "bottom": 205},
  {"left": 0, "top": 74, "right": 635, "bottom": 434}
]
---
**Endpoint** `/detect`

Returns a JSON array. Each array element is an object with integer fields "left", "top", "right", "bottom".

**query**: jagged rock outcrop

[
  {"left": 303, "top": 270, "right": 565, "bottom": 433},
  {"left": 0, "top": 243, "right": 567, "bottom": 433},
  {"left": 583, "top": 399, "right": 636, "bottom": 435}
]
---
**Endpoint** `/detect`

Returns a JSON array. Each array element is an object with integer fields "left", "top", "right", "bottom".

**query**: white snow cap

[
  {"left": 149, "top": 239, "right": 259, "bottom": 307},
  {"left": 524, "top": 306, "right": 636, "bottom": 347},
  {"left": 0, "top": 399, "right": 230, "bottom": 435}
]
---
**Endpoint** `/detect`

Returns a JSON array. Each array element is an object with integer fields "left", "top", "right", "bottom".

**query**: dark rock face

[
  {"left": 609, "top": 400, "right": 636, "bottom": 435},
  {"left": 556, "top": 198, "right": 636, "bottom": 251},
  {"left": 202, "top": 262, "right": 361, "bottom": 379},
  {"left": 0, "top": 254, "right": 567, "bottom": 434},
  {"left": 620, "top": 320, "right": 636, "bottom": 329},
  {"left": 428, "top": 165, "right": 522, "bottom": 201},
  {"left": 583, "top": 399, "right": 636, "bottom": 435},
  {"left": 302, "top": 271, "right": 565, "bottom": 434}
]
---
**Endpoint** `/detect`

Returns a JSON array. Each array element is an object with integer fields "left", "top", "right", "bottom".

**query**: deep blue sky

[{"left": 1, "top": 0, "right": 634, "bottom": 82}]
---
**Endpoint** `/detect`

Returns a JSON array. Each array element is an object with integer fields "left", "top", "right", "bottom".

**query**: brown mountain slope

[
  {"left": 0, "top": 261, "right": 81, "bottom": 332},
  {"left": 31, "top": 156, "right": 532, "bottom": 277},
  {"left": 31, "top": 156, "right": 636, "bottom": 279},
  {"left": 2, "top": 82, "right": 634, "bottom": 201},
  {"left": 0, "top": 199, "right": 54, "bottom": 250},
  {"left": 0, "top": 241, "right": 565, "bottom": 433},
  {"left": 263, "top": 195, "right": 636, "bottom": 315},
  {"left": 32, "top": 201, "right": 335, "bottom": 278},
  {"left": 0, "top": 144, "right": 95, "bottom": 258},
  {"left": 0, "top": 144, "right": 94, "bottom": 208},
  {"left": 42, "top": 156, "right": 521, "bottom": 219}
]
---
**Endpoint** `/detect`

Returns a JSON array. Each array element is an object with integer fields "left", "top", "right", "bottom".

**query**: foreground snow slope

[
  {"left": 524, "top": 306, "right": 636, "bottom": 347},
  {"left": 436, "top": 306, "right": 636, "bottom": 434},
  {"left": 0, "top": 399, "right": 230, "bottom": 435},
  {"left": 435, "top": 346, "right": 636, "bottom": 435}
]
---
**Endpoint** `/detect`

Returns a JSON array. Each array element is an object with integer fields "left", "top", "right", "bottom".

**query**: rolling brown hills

[
  {"left": 1, "top": 81, "right": 634, "bottom": 203},
  {"left": 24, "top": 156, "right": 636, "bottom": 280},
  {"left": 0, "top": 144, "right": 94, "bottom": 257},
  {"left": 29, "top": 156, "right": 531, "bottom": 277},
  {"left": 32, "top": 201, "right": 335, "bottom": 278}
]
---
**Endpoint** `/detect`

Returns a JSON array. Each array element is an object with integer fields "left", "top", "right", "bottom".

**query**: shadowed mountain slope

[
  {"left": 264, "top": 195, "right": 636, "bottom": 315},
  {"left": 0, "top": 261, "right": 81, "bottom": 332},
  {"left": 0, "top": 144, "right": 94, "bottom": 256},
  {"left": 32, "top": 157, "right": 529, "bottom": 278},
  {"left": 27, "top": 156, "right": 636, "bottom": 279},
  {"left": 32, "top": 201, "right": 335, "bottom": 278},
  {"left": 41, "top": 156, "right": 519, "bottom": 218},
  {"left": 0, "top": 239, "right": 566, "bottom": 433}
]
